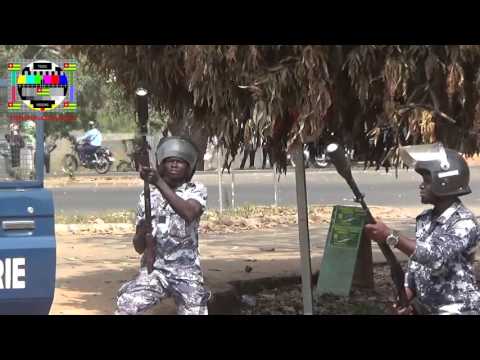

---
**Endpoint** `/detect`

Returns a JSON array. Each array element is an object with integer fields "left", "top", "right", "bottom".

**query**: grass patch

[
  {"left": 55, "top": 205, "right": 335, "bottom": 225},
  {"left": 56, "top": 211, "right": 136, "bottom": 224},
  {"left": 203, "top": 204, "right": 333, "bottom": 220}
]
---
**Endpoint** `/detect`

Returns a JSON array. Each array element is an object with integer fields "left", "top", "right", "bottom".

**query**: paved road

[{"left": 50, "top": 167, "right": 480, "bottom": 215}]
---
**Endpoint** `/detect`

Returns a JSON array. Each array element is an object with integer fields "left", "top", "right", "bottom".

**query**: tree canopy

[{"left": 56, "top": 45, "right": 480, "bottom": 170}]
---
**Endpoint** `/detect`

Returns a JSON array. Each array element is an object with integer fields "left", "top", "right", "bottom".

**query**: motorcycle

[
  {"left": 62, "top": 134, "right": 115, "bottom": 175},
  {"left": 116, "top": 138, "right": 141, "bottom": 172},
  {"left": 287, "top": 144, "right": 354, "bottom": 169},
  {"left": 287, "top": 144, "right": 329, "bottom": 168}
]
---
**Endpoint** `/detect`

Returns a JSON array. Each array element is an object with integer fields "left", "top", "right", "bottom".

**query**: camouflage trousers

[{"left": 115, "top": 267, "right": 210, "bottom": 315}]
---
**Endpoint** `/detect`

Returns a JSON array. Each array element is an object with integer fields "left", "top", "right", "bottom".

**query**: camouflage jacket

[
  {"left": 405, "top": 200, "right": 480, "bottom": 314},
  {"left": 136, "top": 181, "right": 207, "bottom": 278}
]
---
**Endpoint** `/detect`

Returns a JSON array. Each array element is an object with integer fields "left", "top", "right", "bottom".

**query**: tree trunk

[
  {"left": 167, "top": 110, "right": 209, "bottom": 171},
  {"left": 190, "top": 126, "right": 209, "bottom": 171},
  {"left": 352, "top": 233, "right": 374, "bottom": 289}
]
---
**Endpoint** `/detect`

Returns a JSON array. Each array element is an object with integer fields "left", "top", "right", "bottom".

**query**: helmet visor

[{"left": 399, "top": 143, "right": 451, "bottom": 170}]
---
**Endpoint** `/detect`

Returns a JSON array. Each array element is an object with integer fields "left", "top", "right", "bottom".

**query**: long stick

[
  {"left": 142, "top": 135, "right": 155, "bottom": 274},
  {"left": 136, "top": 92, "right": 155, "bottom": 274}
]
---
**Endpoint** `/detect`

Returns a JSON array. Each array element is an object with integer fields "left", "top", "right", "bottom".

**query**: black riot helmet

[
  {"left": 155, "top": 136, "right": 199, "bottom": 181},
  {"left": 399, "top": 143, "right": 471, "bottom": 197}
]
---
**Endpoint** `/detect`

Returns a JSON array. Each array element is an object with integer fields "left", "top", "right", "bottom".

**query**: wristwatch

[{"left": 386, "top": 230, "right": 400, "bottom": 248}]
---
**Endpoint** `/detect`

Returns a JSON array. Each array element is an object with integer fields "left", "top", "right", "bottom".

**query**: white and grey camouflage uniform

[
  {"left": 406, "top": 200, "right": 480, "bottom": 315},
  {"left": 116, "top": 181, "right": 210, "bottom": 315}
]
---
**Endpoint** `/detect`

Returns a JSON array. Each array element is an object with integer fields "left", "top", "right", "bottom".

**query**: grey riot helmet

[
  {"left": 155, "top": 136, "right": 199, "bottom": 181},
  {"left": 399, "top": 142, "right": 471, "bottom": 197}
]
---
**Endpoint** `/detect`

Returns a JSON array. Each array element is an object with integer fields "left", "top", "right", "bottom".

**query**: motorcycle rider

[{"left": 77, "top": 121, "right": 102, "bottom": 164}]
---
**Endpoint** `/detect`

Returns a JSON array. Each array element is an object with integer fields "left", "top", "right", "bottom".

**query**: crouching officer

[
  {"left": 364, "top": 143, "right": 480, "bottom": 315},
  {"left": 115, "top": 136, "right": 210, "bottom": 315}
]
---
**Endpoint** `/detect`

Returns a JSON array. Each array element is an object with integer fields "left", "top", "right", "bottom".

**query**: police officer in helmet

[
  {"left": 364, "top": 143, "right": 480, "bottom": 315},
  {"left": 115, "top": 136, "right": 210, "bottom": 315}
]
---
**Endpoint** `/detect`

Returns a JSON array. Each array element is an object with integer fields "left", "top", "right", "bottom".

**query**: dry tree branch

[{"left": 395, "top": 103, "right": 457, "bottom": 124}]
